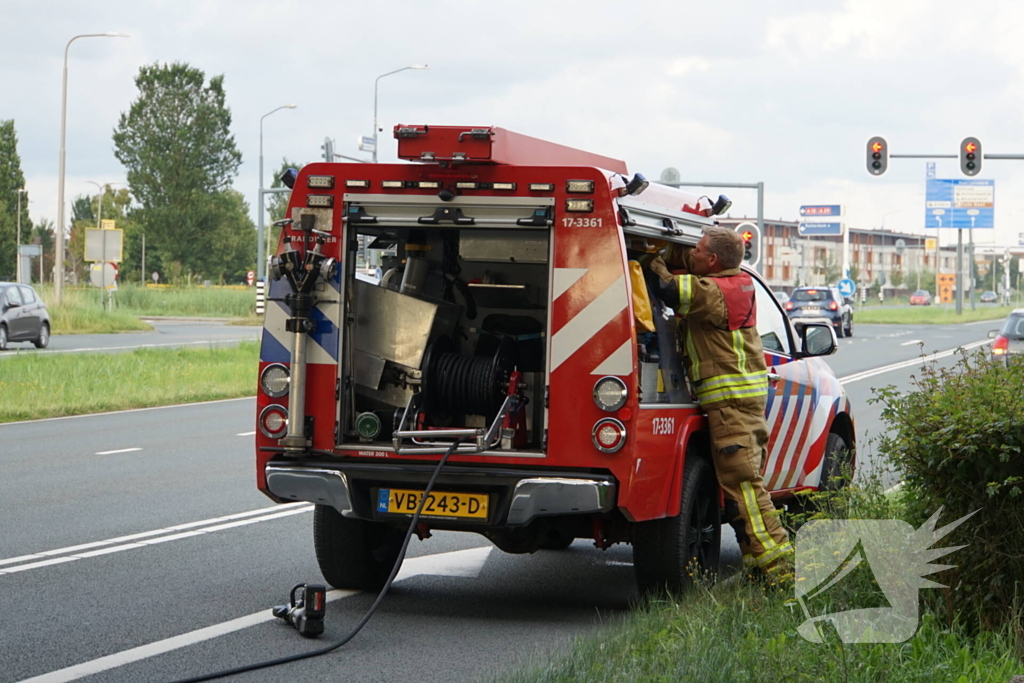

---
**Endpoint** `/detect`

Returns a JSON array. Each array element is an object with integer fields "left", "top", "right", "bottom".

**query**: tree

[
  {"left": 815, "top": 250, "right": 842, "bottom": 285},
  {"left": 889, "top": 268, "right": 905, "bottom": 289},
  {"left": 113, "top": 62, "right": 242, "bottom": 278},
  {"left": 0, "top": 120, "right": 29, "bottom": 278},
  {"left": 30, "top": 219, "right": 55, "bottom": 285}
]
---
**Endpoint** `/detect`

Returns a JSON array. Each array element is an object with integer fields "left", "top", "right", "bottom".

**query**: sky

[{"left": 3, "top": 0, "right": 1024, "bottom": 253}]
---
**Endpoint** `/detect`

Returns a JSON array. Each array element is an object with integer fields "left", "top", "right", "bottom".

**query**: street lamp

[
  {"left": 373, "top": 65, "right": 428, "bottom": 163},
  {"left": 258, "top": 104, "right": 297, "bottom": 282},
  {"left": 55, "top": 32, "right": 129, "bottom": 304},
  {"left": 16, "top": 188, "right": 27, "bottom": 283}
]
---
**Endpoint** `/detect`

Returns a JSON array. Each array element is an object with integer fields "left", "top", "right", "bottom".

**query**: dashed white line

[
  {"left": 236, "top": 431, "right": 256, "bottom": 436},
  {"left": 899, "top": 339, "right": 922, "bottom": 346},
  {"left": 94, "top": 447, "right": 142, "bottom": 455}
]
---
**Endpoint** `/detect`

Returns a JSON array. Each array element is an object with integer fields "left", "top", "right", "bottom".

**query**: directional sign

[
  {"left": 798, "top": 221, "right": 844, "bottom": 236},
  {"left": 837, "top": 278, "right": 856, "bottom": 298},
  {"left": 925, "top": 178, "right": 994, "bottom": 229},
  {"left": 799, "top": 205, "right": 842, "bottom": 217}
]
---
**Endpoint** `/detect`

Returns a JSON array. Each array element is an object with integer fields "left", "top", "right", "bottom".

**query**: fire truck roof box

[{"left": 393, "top": 125, "right": 628, "bottom": 174}]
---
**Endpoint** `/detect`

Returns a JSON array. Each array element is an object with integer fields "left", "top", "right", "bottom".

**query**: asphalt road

[
  {"left": 0, "top": 320, "right": 261, "bottom": 356},
  {"left": 0, "top": 321, "right": 999, "bottom": 683}
]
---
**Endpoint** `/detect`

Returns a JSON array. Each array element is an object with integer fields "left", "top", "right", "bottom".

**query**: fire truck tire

[
  {"left": 632, "top": 455, "right": 721, "bottom": 594},
  {"left": 313, "top": 504, "right": 404, "bottom": 590},
  {"left": 787, "top": 432, "right": 850, "bottom": 517}
]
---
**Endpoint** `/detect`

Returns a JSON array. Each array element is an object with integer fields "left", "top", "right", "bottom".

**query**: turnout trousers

[{"left": 703, "top": 395, "right": 792, "bottom": 568}]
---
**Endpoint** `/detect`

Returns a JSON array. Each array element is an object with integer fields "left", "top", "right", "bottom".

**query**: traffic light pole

[{"left": 657, "top": 180, "right": 764, "bottom": 274}]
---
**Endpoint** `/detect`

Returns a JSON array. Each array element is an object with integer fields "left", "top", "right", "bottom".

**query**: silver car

[
  {"left": 988, "top": 308, "right": 1024, "bottom": 365},
  {"left": 0, "top": 283, "right": 51, "bottom": 350}
]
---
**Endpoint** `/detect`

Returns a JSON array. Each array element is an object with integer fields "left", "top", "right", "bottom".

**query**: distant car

[
  {"left": 784, "top": 285, "right": 854, "bottom": 338},
  {"left": 988, "top": 308, "right": 1024, "bottom": 365},
  {"left": 773, "top": 290, "right": 790, "bottom": 304},
  {"left": 980, "top": 290, "right": 998, "bottom": 303},
  {"left": 909, "top": 289, "right": 932, "bottom": 306},
  {"left": 0, "top": 283, "right": 51, "bottom": 350}
]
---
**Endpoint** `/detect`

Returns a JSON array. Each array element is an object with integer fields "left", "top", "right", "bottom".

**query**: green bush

[{"left": 872, "top": 351, "right": 1024, "bottom": 633}]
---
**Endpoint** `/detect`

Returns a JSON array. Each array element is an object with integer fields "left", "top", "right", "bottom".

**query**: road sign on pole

[
  {"left": 798, "top": 222, "right": 844, "bottom": 236},
  {"left": 246, "top": 270, "right": 255, "bottom": 286},
  {"left": 837, "top": 278, "right": 856, "bottom": 298},
  {"left": 925, "top": 178, "right": 994, "bottom": 228},
  {"left": 799, "top": 205, "right": 842, "bottom": 217}
]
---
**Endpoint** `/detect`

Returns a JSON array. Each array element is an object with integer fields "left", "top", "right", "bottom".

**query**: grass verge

[
  {"left": 500, "top": 583, "right": 1021, "bottom": 683},
  {"left": 854, "top": 305, "right": 1015, "bottom": 325},
  {"left": 0, "top": 341, "right": 258, "bottom": 423}
]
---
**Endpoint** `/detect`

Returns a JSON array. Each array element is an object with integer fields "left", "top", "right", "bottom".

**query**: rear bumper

[{"left": 265, "top": 461, "right": 617, "bottom": 527}]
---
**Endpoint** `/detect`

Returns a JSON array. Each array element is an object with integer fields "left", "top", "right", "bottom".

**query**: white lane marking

[
  {"left": 0, "top": 503, "right": 309, "bottom": 569},
  {"left": 94, "top": 447, "right": 142, "bottom": 455},
  {"left": 21, "top": 546, "right": 493, "bottom": 683},
  {"left": 0, "top": 396, "right": 254, "bottom": 427},
  {"left": 899, "top": 340, "right": 922, "bottom": 346},
  {"left": 838, "top": 339, "right": 989, "bottom": 385},
  {"left": 12, "top": 338, "right": 260, "bottom": 357},
  {"left": 0, "top": 507, "right": 312, "bottom": 576},
  {"left": 236, "top": 431, "right": 256, "bottom": 436}
]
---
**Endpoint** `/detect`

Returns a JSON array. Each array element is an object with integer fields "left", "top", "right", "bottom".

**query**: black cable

[{"left": 170, "top": 437, "right": 467, "bottom": 683}]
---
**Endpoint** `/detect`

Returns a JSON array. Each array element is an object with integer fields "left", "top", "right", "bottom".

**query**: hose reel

[{"left": 422, "top": 336, "right": 518, "bottom": 420}]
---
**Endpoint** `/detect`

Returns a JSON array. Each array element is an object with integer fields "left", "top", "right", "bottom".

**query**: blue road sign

[
  {"left": 798, "top": 221, "right": 844, "bottom": 236},
  {"left": 799, "top": 205, "right": 842, "bottom": 217},
  {"left": 925, "top": 178, "right": 994, "bottom": 229},
  {"left": 837, "top": 278, "right": 856, "bottom": 298},
  {"left": 926, "top": 162, "right": 936, "bottom": 179}
]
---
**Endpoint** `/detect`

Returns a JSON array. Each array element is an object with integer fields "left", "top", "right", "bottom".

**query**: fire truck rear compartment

[{"left": 340, "top": 197, "right": 552, "bottom": 456}]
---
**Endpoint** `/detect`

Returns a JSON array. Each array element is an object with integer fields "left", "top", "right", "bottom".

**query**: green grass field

[
  {"left": 0, "top": 341, "right": 258, "bottom": 423},
  {"left": 854, "top": 305, "right": 1015, "bottom": 325},
  {"left": 36, "top": 284, "right": 259, "bottom": 334}
]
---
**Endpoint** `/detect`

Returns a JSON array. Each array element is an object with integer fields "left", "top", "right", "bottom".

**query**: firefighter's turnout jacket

[{"left": 647, "top": 246, "right": 791, "bottom": 569}]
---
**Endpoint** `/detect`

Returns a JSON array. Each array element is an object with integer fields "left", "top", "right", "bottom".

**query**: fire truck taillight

[
  {"left": 592, "top": 418, "right": 627, "bottom": 454},
  {"left": 566, "top": 180, "right": 595, "bottom": 193},
  {"left": 593, "top": 376, "right": 628, "bottom": 412},
  {"left": 345, "top": 179, "right": 370, "bottom": 188},
  {"left": 259, "top": 405, "right": 289, "bottom": 439},
  {"left": 259, "top": 363, "right": 290, "bottom": 398},
  {"left": 565, "top": 199, "right": 594, "bottom": 212},
  {"left": 529, "top": 183, "right": 555, "bottom": 192},
  {"left": 307, "top": 175, "right": 335, "bottom": 189},
  {"left": 307, "top": 194, "right": 334, "bottom": 208}
]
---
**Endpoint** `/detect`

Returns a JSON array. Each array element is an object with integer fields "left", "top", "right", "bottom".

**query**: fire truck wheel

[
  {"left": 787, "top": 432, "right": 850, "bottom": 518},
  {"left": 313, "top": 504, "right": 404, "bottom": 590},
  {"left": 632, "top": 455, "right": 721, "bottom": 595}
]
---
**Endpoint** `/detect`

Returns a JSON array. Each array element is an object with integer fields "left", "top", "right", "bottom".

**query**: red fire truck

[{"left": 255, "top": 125, "right": 855, "bottom": 593}]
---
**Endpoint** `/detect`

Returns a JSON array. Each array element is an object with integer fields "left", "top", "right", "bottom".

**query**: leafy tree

[
  {"left": 67, "top": 194, "right": 95, "bottom": 284},
  {"left": 113, "top": 62, "right": 243, "bottom": 278},
  {"left": 0, "top": 120, "right": 29, "bottom": 278},
  {"left": 889, "top": 268, "right": 904, "bottom": 288},
  {"left": 30, "top": 219, "right": 55, "bottom": 285},
  {"left": 815, "top": 250, "right": 841, "bottom": 285},
  {"left": 195, "top": 190, "right": 256, "bottom": 283}
]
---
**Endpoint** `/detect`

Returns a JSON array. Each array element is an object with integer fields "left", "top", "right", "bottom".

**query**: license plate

[
  {"left": 376, "top": 488, "right": 489, "bottom": 520},
  {"left": 802, "top": 307, "right": 821, "bottom": 314}
]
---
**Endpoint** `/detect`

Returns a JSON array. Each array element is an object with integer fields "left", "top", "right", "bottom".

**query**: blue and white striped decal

[{"left": 259, "top": 268, "right": 342, "bottom": 365}]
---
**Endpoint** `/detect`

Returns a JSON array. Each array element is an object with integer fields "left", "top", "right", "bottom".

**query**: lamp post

[
  {"left": 55, "top": 32, "right": 129, "bottom": 304},
  {"left": 258, "top": 104, "right": 297, "bottom": 282},
  {"left": 373, "top": 65, "right": 428, "bottom": 163},
  {"left": 16, "top": 188, "right": 27, "bottom": 283}
]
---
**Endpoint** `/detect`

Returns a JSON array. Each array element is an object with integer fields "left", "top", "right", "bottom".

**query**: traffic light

[
  {"left": 960, "top": 137, "right": 982, "bottom": 176},
  {"left": 866, "top": 136, "right": 888, "bottom": 176},
  {"left": 322, "top": 136, "right": 335, "bottom": 162},
  {"left": 735, "top": 223, "right": 760, "bottom": 268}
]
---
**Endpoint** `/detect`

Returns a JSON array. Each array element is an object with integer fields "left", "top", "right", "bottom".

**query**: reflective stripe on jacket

[{"left": 661, "top": 247, "right": 768, "bottom": 405}]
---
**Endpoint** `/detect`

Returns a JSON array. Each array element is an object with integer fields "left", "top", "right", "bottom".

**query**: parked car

[
  {"left": 980, "top": 290, "right": 998, "bottom": 303},
  {"left": 0, "top": 283, "right": 51, "bottom": 350},
  {"left": 909, "top": 289, "right": 932, "bottom": 306},
  {"left": 988, "top": 308, "right": 1024, "bottom": 365},
  {"left": 773, "top": 290, "right": 790, "bottom": 304},
  {"left": 784, "top": 285, "right": 854, "bottom": 338}
]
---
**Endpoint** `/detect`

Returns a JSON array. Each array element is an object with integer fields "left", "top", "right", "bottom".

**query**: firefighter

[{"left": 641, "top": 226, "right": 792, "bottom": 576}]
